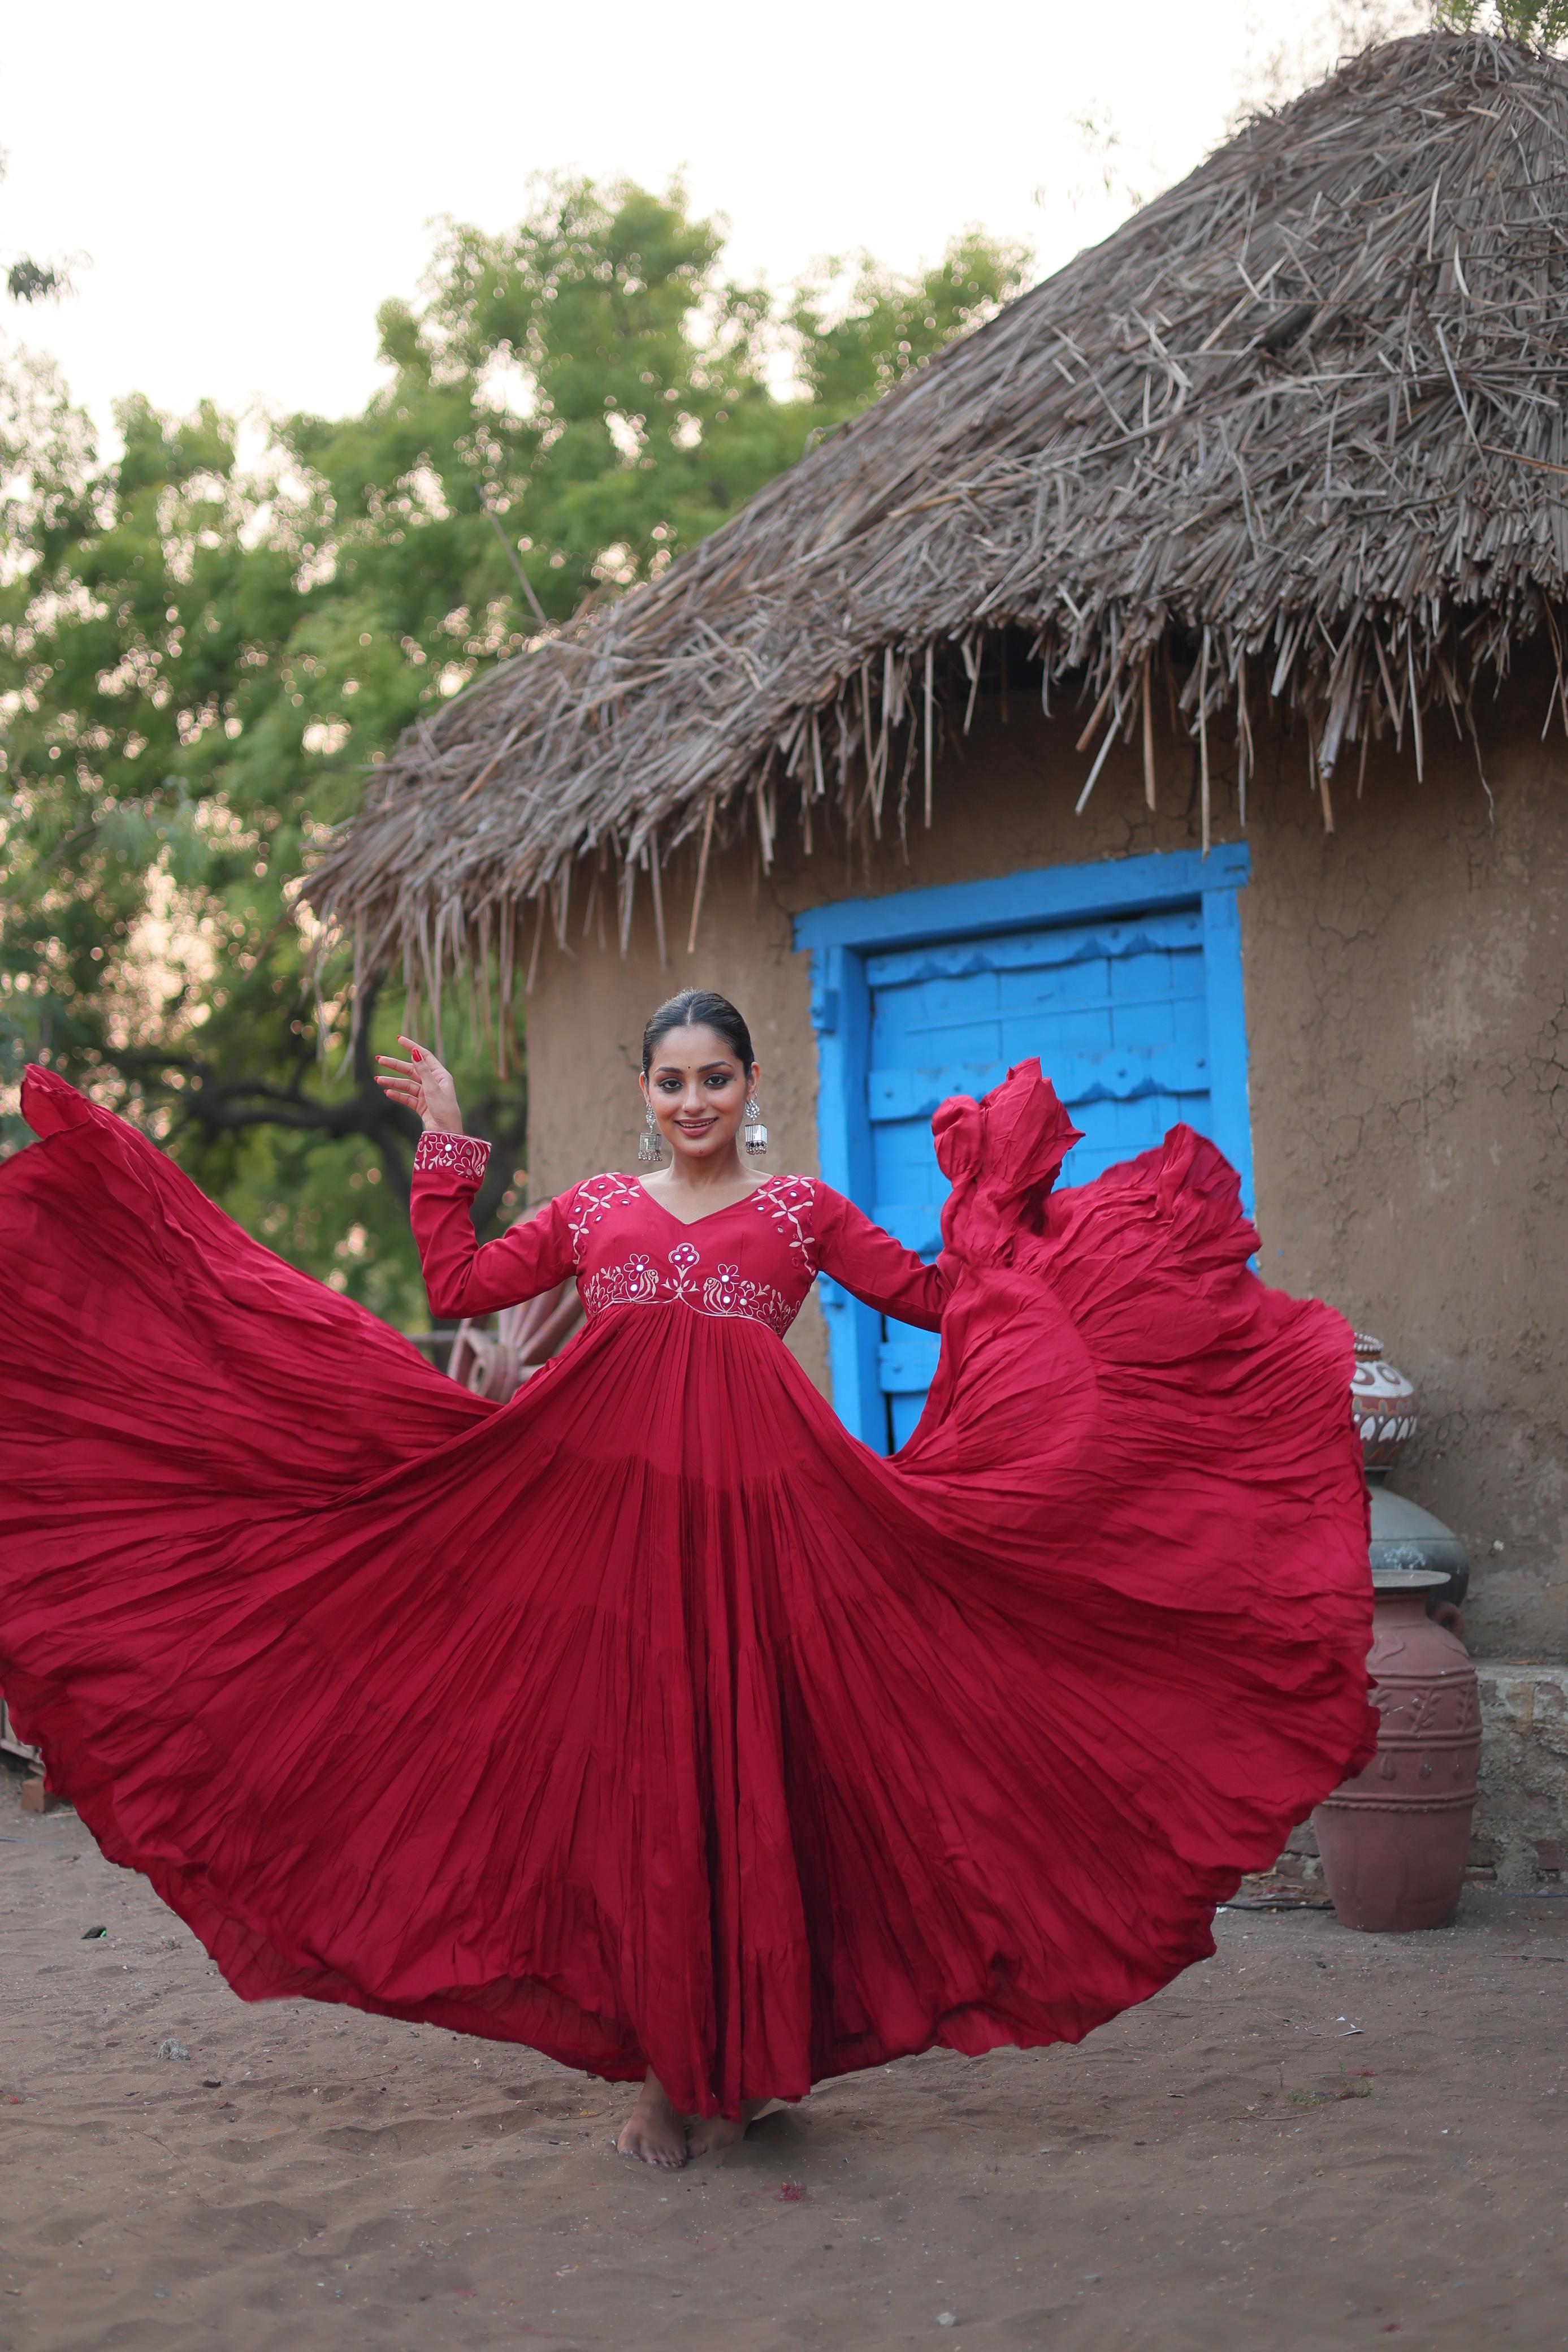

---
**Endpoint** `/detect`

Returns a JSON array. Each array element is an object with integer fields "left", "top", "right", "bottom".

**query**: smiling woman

[
  {"left": 636, "top": 986, "right": 768, "bottom": 1195},
  {"left": 0, "top": 979, "right": 1379, "bottom": 2180}
]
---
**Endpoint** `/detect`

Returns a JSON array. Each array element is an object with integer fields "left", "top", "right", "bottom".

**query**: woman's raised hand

[{"left": 374, "top": 1036, "right": 464, "bottom": 1135}]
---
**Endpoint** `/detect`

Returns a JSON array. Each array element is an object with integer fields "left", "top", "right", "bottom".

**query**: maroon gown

[{"left": 0, "top": 1058, "right": 1373, "bottom": 2118}]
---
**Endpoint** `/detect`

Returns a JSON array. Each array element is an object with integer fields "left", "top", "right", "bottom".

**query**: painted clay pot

[
  {"left": 1350, "top": 1332, "right": 1420, "bottom": 1469},
  {"left": 1313, "top": 1569, "right": 1479, "bottom": 1932}
]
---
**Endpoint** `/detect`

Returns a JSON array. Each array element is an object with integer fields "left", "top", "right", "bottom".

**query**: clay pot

[
  {"left": 1350, "top": 1332, "right": 1420, "bottom": 1469},
  {"left": 1313, "top": 1570, "right": 1479, "bottom": 1932},
  {"left": 1367, "top": 1469, "right": 1469, "bottom": 1610}
]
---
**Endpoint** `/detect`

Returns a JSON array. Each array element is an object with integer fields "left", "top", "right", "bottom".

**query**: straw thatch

[{"left": 313, "top": 29, "right": 1568, "bottom": 993}]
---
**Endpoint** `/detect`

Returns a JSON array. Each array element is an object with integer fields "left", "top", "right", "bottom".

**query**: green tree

[
  {"left": 1433, "top": 0, "right": 1568, "bottom": 45},
  {"left": 1, "top": 177, "right": 1028, "bottom": 1324},
  {"left": 2, "top": 147, "right": 69, "bottom": 306},
  {"left": 787, "top": 231, "right": 1032, "bottom": 416}
]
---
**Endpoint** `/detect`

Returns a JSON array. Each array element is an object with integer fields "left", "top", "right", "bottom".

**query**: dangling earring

[
  {"left": 742, "top": 1095, "right": 768, "bottom": 1158},
  {"left": 638, "top": 1099, "right": 663, "bottom": 1164}
]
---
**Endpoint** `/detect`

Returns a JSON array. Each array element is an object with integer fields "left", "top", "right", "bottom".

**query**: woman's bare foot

[
  {"left": 615, "top": 2072, "right": 687, "bottom": 2168},
  {"left": 684, "top": 2098, "right": 771, "bottom": 2160}
]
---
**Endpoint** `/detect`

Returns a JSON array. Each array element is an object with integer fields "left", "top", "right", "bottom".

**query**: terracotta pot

[
  {"left": 1313, "top": 1570, "right": 1479, "bottom": 1931},
  {"left": 1350, "top": 1332, "right": 1420, "bottom": 1469}
]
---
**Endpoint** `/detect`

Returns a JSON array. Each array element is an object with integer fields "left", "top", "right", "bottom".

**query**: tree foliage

[
  {"left": 1, "top": 177, "right": 1028, "bottom": 1324},
  {"left": 2, "top": 147, "right": 68, "bottom": 307},
  {"left": 1433, "top": 0, "right": 1568, "bottom": 47}
]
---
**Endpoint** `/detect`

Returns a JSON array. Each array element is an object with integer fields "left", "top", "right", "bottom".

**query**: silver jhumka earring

[
  {"left": 742, "top": 1096, "right": 768, "bottom": 1158},
  {"left": 638, "top": 1100, "right": 663, "bottom": 1164}
]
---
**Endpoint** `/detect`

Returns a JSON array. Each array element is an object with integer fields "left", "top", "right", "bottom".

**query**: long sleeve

[
  {"left": 812, "top": 1184, "right": 952, "bottom": 1332},
  {"left": 409, "top": 1132, "right": 577, "bottom": 1320}
]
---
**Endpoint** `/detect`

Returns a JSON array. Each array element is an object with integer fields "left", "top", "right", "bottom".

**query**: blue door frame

[{"left": 794, "top": 845, "right": 1254, "bottom": 1449}]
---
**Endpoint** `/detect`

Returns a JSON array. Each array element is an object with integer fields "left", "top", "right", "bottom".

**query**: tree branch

[
  {"left": 466, "top": 1091, "right": 530, "bottom": 1230},
  {"left": 107, "top": 1001, "right": 528, "bottom": 1231}
]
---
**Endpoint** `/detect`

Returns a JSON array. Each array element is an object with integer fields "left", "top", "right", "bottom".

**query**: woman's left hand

[{"left": 374, "top": 1036, "right": 464, "bottom": 1134}]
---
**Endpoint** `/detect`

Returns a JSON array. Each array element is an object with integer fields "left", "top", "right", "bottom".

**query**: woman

[{"left": 0, "top": 988, "right": 1374, "bottom": 2171}]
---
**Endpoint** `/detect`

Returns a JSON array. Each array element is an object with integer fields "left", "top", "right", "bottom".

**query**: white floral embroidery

[
  {"left": 751, "top": 1174, "right": 818, "bottom": 1277},
  {"left": 665, "top": 1240, "right": 701, "bottom": 1302},
  {"left": 566, "top": 1173, "right": 806, "bottom": 1336},
  {"left": 701, "top": 1261, "right": 792, "bottom": 1331},
  {"left": 581, "top": 1243, "right": 795, "bottom": 1337},
  {"left": 413, "top": 1130, "right": 491, "bottom": 1184},
  {"left": 703, "top": 1263, "right": 745, "bottom": 1313},
  {"left": 567, "top": 1172, "right": 646, "bottom": 1264},
  {"left": 579, "top": 1251, "right": 664, "bottom": 1315}
]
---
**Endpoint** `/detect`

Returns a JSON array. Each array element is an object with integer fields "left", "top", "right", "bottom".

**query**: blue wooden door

[{"left": 867, "top": 906, "right": 1212, "bottom": 1448}]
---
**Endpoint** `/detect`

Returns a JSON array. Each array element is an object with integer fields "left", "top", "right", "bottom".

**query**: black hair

[{"left": 641, "top": 988, "right": 755, "bottom": 1076}]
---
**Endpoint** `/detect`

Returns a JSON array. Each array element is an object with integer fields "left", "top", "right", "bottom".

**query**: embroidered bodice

[
  {"left": 560, "top": 1171, "right": 820, "bottom": 1339},
  {"left": 409, "top": 1134, "right": 949, "bottom": 1343}
]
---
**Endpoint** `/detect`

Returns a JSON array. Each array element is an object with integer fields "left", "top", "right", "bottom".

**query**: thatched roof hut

[
  {"left": 317, "top": 28, "right": 1568, "bottom": 1683},
  {"left": 314, "top": 27, "right": 1568, "bottom": 985}
]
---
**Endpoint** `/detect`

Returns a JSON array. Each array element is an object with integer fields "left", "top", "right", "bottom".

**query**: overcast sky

[{"left": 1, "top": 0, "right": 1414, "bottom": 440}]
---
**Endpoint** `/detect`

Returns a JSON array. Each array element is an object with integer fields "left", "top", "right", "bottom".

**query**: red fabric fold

[{"left": 0, "top": 1060, "right": 1374, "bottom": 2117}]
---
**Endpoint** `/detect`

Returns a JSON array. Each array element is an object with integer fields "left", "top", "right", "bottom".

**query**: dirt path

[{"left": 2, "top": 1780, "right": 1562, "bottom": 2351}]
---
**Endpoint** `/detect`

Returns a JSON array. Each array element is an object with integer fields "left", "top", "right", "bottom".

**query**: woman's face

[{"left": 640, "top": 1023, "right": 757, "bottom": 1168}]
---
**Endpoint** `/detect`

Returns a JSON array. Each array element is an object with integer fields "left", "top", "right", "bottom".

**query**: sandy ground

[{"left": 2, "top": 1778, "right": 1564, "bottom": 2352}]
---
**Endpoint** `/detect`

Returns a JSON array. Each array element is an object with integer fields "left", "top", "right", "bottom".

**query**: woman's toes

[
  {"left": 685, "top": 2114, "right": 747, "bottom": 2160},
  {"left": 616, "top": 2107, "right": 688, "bottom": 2167}
]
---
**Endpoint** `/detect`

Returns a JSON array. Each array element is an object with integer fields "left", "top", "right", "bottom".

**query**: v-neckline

[{"left": 634, "top": 1178, "right": 770, "bottom": 1231}]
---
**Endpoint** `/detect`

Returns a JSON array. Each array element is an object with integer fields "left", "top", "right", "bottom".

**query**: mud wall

[{"left": 522, "top": 663, "right": 1568, "bottom": 1656}]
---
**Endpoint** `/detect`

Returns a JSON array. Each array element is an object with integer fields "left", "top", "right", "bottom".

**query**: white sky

[{"left": 0, "top": 0, "right": 1408, "bottom": 439}]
